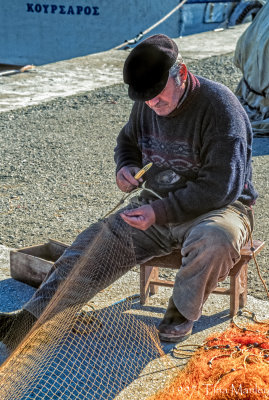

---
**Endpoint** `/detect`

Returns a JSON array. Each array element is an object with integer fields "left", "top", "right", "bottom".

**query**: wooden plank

[
  {"left": 10, "top": 239, "right": 68, "bottom": 288},
  {"left": 141, "top": 250, "right": 182, "bottom": 269},
  {"left": 10, "top": 251, "right": 53, "bottom": 288},
  {"left": 149, "top": 279, "right": 175, "bottom": 288},
  {"left": 240, "top": 239, "right": 265, "bottom": 256},
  {"left": 212, "top": 287, "right": 230, "bottom": 295}
]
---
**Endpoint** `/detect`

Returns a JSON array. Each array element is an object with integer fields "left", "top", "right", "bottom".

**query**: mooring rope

[{"left": 113, "top": 0, "right": 188, "bottom": 50}]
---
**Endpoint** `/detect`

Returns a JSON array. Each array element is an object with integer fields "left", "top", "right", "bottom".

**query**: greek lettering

[
  {"left": 35, "top": 4, "right": 42, "bottom": 12},
  {"left": 43, "top": 4, "right": 49, "bottom": 13},
  {"left": 92, "top": 6, "right": 99, "bottom": 15},
  {"left": 25, "top": 3, "right": 100, "bottom": 16},
  {"left": 27, "top": 3, "right": 34, "bottom": 12},
  {"left": 51, "top": 4, "right": 57, "bottom": 14},
  {"left": 59, "top": 5, "right": 66, "bottom": 14},
  {"left": 67, "top": 5, "right": 75, "bottom": 15}
]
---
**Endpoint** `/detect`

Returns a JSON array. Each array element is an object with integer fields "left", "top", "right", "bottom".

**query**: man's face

[{"left": 145, "top": 76, "right": 185, "bottom": 116}]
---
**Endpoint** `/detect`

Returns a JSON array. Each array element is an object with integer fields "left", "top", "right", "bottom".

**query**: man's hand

[
  {"left": 116, "top": 166, "right": 143, "bottom": 193},
  {"left": 120, "top": 205, "right": 156, "bottom": 230}
]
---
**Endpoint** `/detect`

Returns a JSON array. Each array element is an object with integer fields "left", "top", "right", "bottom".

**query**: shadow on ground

[
  {"left": 252, "top": 137, "right": 269, "bottom": 156},
  {"left": 0, "top": 281, "right": 232, "bottom": 399},
  {"left": 0, "top": 278, "right": 36, "bottom": 312}
]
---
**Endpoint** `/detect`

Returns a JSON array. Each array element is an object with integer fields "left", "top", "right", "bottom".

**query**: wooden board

[{"left": 10, "top": 239, "right": 68, "bottom": 288}]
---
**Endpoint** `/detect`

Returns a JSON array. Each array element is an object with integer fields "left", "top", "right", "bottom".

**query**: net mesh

[
  {"left": 148, "top": 319, "right": 269, "bottom": 400},
  {"left": 0, "top": 215, "right": 165, "bottom": 399}
]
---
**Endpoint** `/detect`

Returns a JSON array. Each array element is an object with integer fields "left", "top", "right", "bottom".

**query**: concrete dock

[{"left": 0, "top": 24, "right": 250, "bottom": 113}]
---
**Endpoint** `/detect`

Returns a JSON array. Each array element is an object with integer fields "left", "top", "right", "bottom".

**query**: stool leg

[
  {"left": 239, "top": 263, "right": 248, "bottom": 309},
  {"left": 140, "top": 265, "right": 157, "bottom": 305},
  {"left": 149, "top": 267, "right": 159, "bottom": 295},
  {"left": 230, "top": 274, "right": 240, "bottom": 317}
]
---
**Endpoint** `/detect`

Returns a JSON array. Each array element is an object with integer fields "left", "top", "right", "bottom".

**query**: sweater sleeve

[{"left": 114, "top": 102, "right": 142, "bottom": 173}]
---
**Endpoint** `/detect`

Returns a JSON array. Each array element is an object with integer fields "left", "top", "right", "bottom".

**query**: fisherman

[{"left": 0, "top": 34, "right": 257, "bottom": 348}]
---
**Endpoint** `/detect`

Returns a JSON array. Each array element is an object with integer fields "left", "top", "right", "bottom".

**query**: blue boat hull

[{"left": 0, "top": 0, "right": 252, "bottom": 65}]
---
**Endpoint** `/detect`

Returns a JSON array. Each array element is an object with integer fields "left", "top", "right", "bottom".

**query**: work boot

[
  {"left": 158, "top": 296, "right": 194, "bottom": 343},
  {"left": 0, "top": 309, "right": 37, "bottom": 351}
]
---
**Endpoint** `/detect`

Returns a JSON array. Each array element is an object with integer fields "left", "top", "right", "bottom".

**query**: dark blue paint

[
  {"left": 51, "top": 4, "right": 57, "bottom": 14},
  {"left": 26, "top": 3, "right": 100, "bottom": 16}
]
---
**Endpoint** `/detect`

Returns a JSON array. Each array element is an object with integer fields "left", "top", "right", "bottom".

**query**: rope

[
  {"left": 113, "top": 0, "right": 188, "bottom": 50},
  {"left": 229, "top": 205, "right": 269, "bottom": 300},
  {"left": 102, "top": 182, "right": 162, "bottom": 220}
]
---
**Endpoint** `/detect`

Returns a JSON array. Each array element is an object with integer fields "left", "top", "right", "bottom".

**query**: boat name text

[{"left": 26, "top": 3, "right": 100, "bottom": 15}]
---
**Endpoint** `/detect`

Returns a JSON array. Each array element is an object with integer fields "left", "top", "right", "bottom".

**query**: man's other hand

[
  {"left": 120, "top": 205, "right": 156, "bottom": 230},
  {"left": 116, "top": 166, "right": 143, "bottom": 193}
]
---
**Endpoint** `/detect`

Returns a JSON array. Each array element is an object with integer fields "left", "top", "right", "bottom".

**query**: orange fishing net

[
  {"left": 0, "top": 217, "right": 165, "bottom": 399},
  {"left": 148, "top": 316, "right": 269, "bottom": 400},
  {"left": 0, "top": 207, "right": 268, "bottom": 399}
]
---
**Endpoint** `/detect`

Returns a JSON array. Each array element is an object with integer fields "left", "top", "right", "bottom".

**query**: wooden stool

[{"left": 140, "top": 239, "right": 265, "bottom": 316}]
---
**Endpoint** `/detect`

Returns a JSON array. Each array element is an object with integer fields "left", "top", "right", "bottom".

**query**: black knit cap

[{"left": 123, "top": 34, "right": 178, "bottom": 101}]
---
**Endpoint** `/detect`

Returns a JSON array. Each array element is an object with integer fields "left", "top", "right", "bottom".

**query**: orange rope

[{"left": 149, "top": 319, "right": 269, "bottom": 400}]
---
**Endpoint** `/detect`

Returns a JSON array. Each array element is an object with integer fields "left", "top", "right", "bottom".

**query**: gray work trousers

[{"left": 24, "top": 198, "right": 253, "bottom": 322}]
